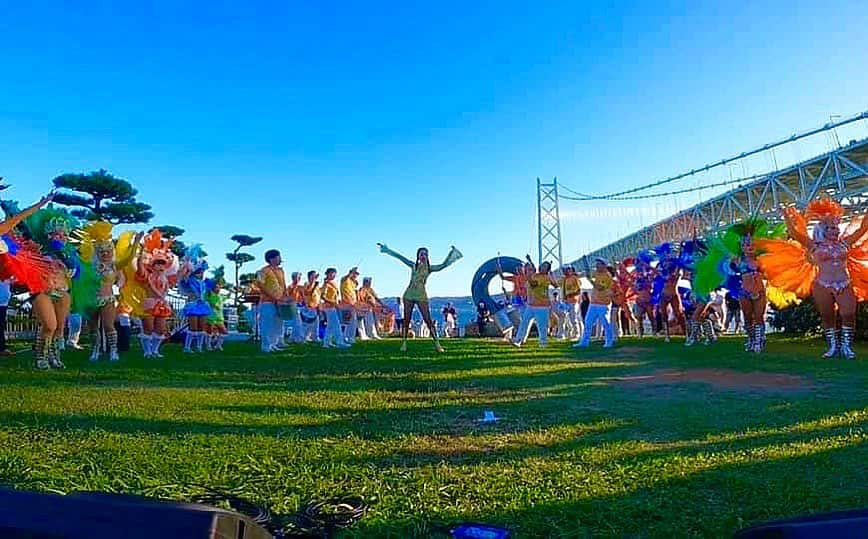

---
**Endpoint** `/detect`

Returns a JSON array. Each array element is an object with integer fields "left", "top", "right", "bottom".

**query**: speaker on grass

[
  {"left": 0, "top": 488, "right": 272, "bottom": 539},
  {"left": 734, "top": 508, "right": 868, "bottom": 539}
]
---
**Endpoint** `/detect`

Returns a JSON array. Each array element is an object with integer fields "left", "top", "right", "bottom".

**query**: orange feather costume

[{"left": 754, "top": 199, "right": 868, "bottom": 300}]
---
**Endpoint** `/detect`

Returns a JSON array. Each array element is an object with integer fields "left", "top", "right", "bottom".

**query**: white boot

[
  {"left": 822, "top": 328, "right": 839, "bottom": 358},
  {"left": 840, "top": 326, "right": 856, "bottom": 359},
  {"left": 151, "top": 334, "right": 164, "bottom": 358},
  {"left": 90, "top": 339, "right": 101, "bottom": 362},
  {"left": 140, "top": 334, "right": 152, "bottom": 358},
  {"left": 684, "top": 320, "right": 697, "bottom": 347}
]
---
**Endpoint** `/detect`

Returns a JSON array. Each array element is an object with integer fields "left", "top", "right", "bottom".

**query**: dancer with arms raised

[{"left": 378, "top": 243, "right": 462, "bottom": 352}]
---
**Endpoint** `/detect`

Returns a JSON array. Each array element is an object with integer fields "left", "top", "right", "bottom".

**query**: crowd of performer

[
  {"left": 1, "top": 189, "right": 864, "bottom": 367},
  {"left": 501, "top": 198, "right": 868, "bottom": 360},
  {"left": 0, "top": 191, "right": 465, "bottom": 367}
]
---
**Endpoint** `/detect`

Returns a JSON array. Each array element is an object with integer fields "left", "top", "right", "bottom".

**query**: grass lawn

[{"left": 0, "top": 335, "right": 866, "bottom": 537}]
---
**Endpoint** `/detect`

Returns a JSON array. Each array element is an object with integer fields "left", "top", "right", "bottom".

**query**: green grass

[{"left": 0, "top": 335, "right": 866, "bottom": 537}]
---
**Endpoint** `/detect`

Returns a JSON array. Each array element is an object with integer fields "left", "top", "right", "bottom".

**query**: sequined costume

[
  {"left": 77, "top": 221, "right": 139, "bottom": 362},
  {"left": 755, "top": 198, "right": 868, "bottom": 359},
  {"left": 128, "top": 230, "right": 179, "bottom": 358}
]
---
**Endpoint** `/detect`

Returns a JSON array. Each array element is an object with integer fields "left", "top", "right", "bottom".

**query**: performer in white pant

[
  {"left": 512, "top": 262, "right": 559, "bottom": 348},
  {"left": 302, "top": 270, "right": 322, "bottom": 343},
  {"left": 258, "top": 303, "right": 281, "bottom": 352},
  {"left": 575, "top": 258, "right": 615, "bottom": 348},
  {"left": 512, "top": 306, "right": 551, "bottom": 347},
  {"left": 255, "top": 250, "right": 288, "bottom": 352},
  {"left": 358, "top": 277, "right": 385, "bottom": 340},
  {"left": 339, "top": 267, "right": 360, "bottom": 344},
  {"left": 321, "top": 268, "right": 349, "bottom": 348},
  {"left": 560, "top": 266, "right": 583, "bottom": 340},
  {"left": 578, "top": 304, "right": 614, "bottom": 347},
  {"left": 286, "top": 272, "right": 305, "bottom": 344}
]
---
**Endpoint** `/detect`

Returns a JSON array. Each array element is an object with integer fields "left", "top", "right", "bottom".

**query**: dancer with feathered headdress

[
  {"left": 632, "top": 249, "right": 657, "bottom": 338},
  {"left": 205, "top": 266, "right": 228, "bottom": 351},
  {"left": 132, "top": 229, "right": 179, "bottom": 358},
  {"left": 0, "top": 192, "right": 54, "bottom": 295},
  {"left": 78, "top": 221, "right": 142, "bottom": 362},
  {"left": 22, "top": 205, "right": 91, "bottom": 369},
  {"left": 652, "top": 242, "right": 686, "bottom": 342},
  {"left": 678, "top": 239, "right": 715, "bottom": 347},
  {"left": 755, "top": 198, "right": 868, "bottom": 359},
  {"left": 694, "top": 217, "right": 785, "bottom": 353},
  {"left": 178, "top": 244, "right": 212, "bottom": 353}
]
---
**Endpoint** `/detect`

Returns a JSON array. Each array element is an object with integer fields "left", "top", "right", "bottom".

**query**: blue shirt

[{"left": 0, "top": 280, "right": 11, "bottom": 307}]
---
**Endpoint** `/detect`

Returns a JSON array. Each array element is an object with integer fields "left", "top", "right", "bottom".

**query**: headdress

[
  {"left": 78, "top": 221, "right": 115, "bottom": 262},
  {"left": 805, "top": 198, "right": 843, "bottom": 226},
  {"left": 184, "top": 244, "right": 208, "bottom": 274},
  {"left": 22, "top": 206, "right": 79, "bottom": 249},
  {"left": 141, "top": 229, "right": 176, "bottom": 268}
]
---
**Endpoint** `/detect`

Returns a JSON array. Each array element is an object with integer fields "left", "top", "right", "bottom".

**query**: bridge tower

[{"left": 537, "top": 177, "right": 564, "bottom": 268}]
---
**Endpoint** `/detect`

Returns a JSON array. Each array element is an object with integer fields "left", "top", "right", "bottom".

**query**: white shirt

[{"left": 397, "top": 301, "right": 405, "bottom": 319}]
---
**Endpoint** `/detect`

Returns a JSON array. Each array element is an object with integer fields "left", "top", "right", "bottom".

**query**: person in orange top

[
  {"left": 321, "top": 268, "right": 349, "bottom": 348},
  {"left": 286, "top": 271, "right": 305, "bottom": 343},
  {"left": 255, "top": 249, "right": 287, "bottom": 352},
  {"left": 301, "top": 270, "right": 322, "bottom": 343},
  {"left": 512, "top": 261, "right": 559, "bottom": 348}
]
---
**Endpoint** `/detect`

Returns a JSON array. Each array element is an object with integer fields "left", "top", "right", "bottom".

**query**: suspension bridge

[{"left": 535, "top": 111, "right": 868, "bottom": 268}]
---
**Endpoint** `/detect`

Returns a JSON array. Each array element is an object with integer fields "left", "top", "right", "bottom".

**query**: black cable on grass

[{"left": 184, "top": 485, "right": 368, "bottom": 538}]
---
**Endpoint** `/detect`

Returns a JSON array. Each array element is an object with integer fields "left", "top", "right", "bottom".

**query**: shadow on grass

[{"left": 350, "top": 433, "right": 868, "bottom": 538}]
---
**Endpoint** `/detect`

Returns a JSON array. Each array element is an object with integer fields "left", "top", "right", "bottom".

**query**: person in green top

[{"left": 378, "top": 243, "right": 462, "bottom": 352}]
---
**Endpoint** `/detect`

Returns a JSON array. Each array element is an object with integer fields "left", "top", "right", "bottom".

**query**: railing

[{"left": 7, "top": 314, "right": 38, "bottom": 339}]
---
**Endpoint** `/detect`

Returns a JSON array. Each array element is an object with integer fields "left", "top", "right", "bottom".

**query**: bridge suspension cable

[{"left": 558, "top": 110, "right": 868, "bottom": 201}]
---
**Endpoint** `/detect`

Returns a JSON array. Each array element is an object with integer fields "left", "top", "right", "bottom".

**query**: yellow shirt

[
  {"left": 527, "top": 273, "right": 552, "bottom": 306},
  {"left": 287, "top": 283, "right": 304, "bottom": 304},
  {"left": 321, "top": 280, "right": 340, "bottom": 308},
  {"left": 357, "top": 286, "right": 378, "bottom": 311},
  {"left": 303, "top": 282, "right": 321, "bottom": 308},
  {"left": 256, "top": 266, "right": 286, "bottom": 304},
  {"left": 562, "top": 275, "right": 581, "bottom": 302},
  {"left": 590, "top": 271, "right": 614, "bottom": 305},
  {"left": 340, "top": 276, "right": 358, "bottom": 305}
]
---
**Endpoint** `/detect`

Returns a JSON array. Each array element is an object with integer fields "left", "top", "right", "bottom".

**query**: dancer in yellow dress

[{"left": 378, "top": 243, "right": 462, "bottom": 352}]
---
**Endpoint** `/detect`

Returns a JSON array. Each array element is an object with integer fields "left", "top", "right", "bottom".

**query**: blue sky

[{"left": 2, "top": 1, "right": 867, "bottom": 297}]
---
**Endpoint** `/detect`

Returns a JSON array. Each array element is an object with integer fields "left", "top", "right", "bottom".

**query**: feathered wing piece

[
  {"left": 119, "top": 260, "right": 147, "bottom": 317},
  {"left": 693, "top": 234, "right": 729, "bottom": 296},
  {"left": 766, "top": 286, "right": 801, "bottom": 309},
  {"left": 636, "top": 249, "right": 655, "bottom": 266},
  {"left": 0, "top": 235, "right": 50, "bottom": 293},
  {"left": 70, "top": 258, "right": 101, "bottom": 317},
  {"left": 753, "top": 207, "right": 815, "bottom": 300},
  {"left": 755, "top": 237, "right": 817, "bottom": 298},
  {"left": 677, "top": 239, "right": 708, "bottom": 272},
  {"left": 847, "top": 241, "right": 868, "bottom": 301},
  {"left": 115, "top": 231, "right": 138, "bottom": 269}
]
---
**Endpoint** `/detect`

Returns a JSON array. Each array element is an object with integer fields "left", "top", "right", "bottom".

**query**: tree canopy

[
  {"left": 53, "top": 169, "right": 153, "bottom": 224},
  {"left": 230, "top": 235, "right": 263, "bottom": 248}
]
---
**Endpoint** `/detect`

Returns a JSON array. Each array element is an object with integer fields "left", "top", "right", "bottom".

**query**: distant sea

[{"left": 382, "top": 296, "right": 501, "bottom": 327}]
